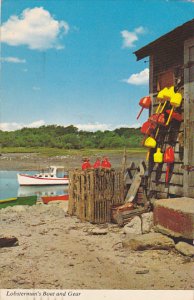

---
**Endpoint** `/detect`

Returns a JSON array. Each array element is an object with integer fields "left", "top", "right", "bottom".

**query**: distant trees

[{"left": 0, "top": 125, "right": 143, "bottom": 149}]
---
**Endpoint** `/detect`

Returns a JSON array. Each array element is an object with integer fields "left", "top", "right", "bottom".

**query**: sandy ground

[
  {"left": 0, "top": 202, "right": 193, "bottom": 290},
  {"left": 0, "top": 153, "right": 193, "bottom": 290}
]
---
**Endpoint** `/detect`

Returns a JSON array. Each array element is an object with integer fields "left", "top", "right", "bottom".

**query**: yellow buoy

[
  {"left": 170, "top": 92, "right": 182, "bottom": 107},
  {"left": 144, "top": 136, "right": 157, "bottom": 148},
  {"left": 162, "top": 87, "right": 172, "bottom": 100},
  {"left": 157, "top": 89, "right": 165, "bottom": 100},
  {"left": 154, "top": 148, "right": 163, "bottom": 163},
  {"left": 156, "top": 86, "right": 175, "bottom": 114},
  {"left": 144, "top": 136, "right": 157, "bottom": 161},
  {"left": 166, "top": 92, "right": 183, "bottom": 125}
]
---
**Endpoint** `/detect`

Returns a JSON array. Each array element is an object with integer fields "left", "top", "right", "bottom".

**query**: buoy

[
  {"left": 166, "top": 93, "right": 183, "bottom": 125},
  {"left": 144, "top": 136, "right": 157, "bottom": 161},
  {"left": 164, "top": 146, "right": 175, "bottom": 183},
  {"left": 136, "top": 96, "right": 151, "bottom": 120},
  {"left": 156, "top": 86, "right": 175, "bottom": 114},
  {"left": 154, "top": 148, "right": 163, "bottom": 163}
]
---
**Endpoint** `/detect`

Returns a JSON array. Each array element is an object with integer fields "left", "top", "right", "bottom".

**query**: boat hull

[
  {"left": 17, "top": 174, "right": 69, "bottom": 186},
  {"left": 0, "top": 196, "right": 37, "bottom": 209},
  {"left": 42, "top": 194, "right": 69, "bottom": 204}
]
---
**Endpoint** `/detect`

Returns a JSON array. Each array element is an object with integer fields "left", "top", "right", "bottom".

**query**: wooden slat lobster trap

[{"left": 68, "top": 169, "right": 124, "bottom": 223}]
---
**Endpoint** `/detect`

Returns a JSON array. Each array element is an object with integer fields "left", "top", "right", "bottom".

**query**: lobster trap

[{"left": 68, "top": 168, "right": 125, "bottom": 224}]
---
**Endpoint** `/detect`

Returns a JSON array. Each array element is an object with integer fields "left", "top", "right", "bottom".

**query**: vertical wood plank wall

[
  {"left": 148, "top": 50, "right": 185, "bottom": 198},
  {"left": 147, "top": 37, "right": 194, "bottom": 199},
  {"left": 183, "top": 37, "right": 194, "bottom": 198}
]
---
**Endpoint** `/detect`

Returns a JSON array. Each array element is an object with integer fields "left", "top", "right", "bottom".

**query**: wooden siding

[
  {"left": 183, "top": 38, "right": 194, "bottom": 198},
  {"left": 135, "top": 20, "right": 194, "bottom": 199},
  {"left": 148, "top": 48, "right": 184, "bottom": 198},
  {"left": 147, "top": 36, "right": 194, "bottom": 198}
]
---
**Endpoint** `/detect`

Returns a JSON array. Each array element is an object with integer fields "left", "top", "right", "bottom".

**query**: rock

[
  {"left": 175, "top": 242, "right": 194, "bottom": 257},
  {"left": 9, "top": 205, "right": 26, "bottom": 213},
  {"left": 68, "top": 263, "right": 74, "bottom": 267},
  {"left": 136, "top": 269, "right": 149, "bottom": 274},
  {"left": 0, "top": 235, "right": 18, "bottom": 248},
  {"left": 39, "top": 230, "right": 48, "bottom": 235},
  {"left": 48, "top": 201, "right": 62, "bottom": 205},
  {"left": 123, "top": 216, "right": 142, "bottom": 235},
  {"left": 122, "top": 232, "right": 175, "bottom": 250},
  {"left": 59, "top": 202, "right": 68, "bottom": 213},
  {"left": 36, "top": 202, "right": 44, "bottom": 206},
  {"left": 141, "top": 212, "right": 153, "bottom": 234},
  {"left": 89, "top": 228, "right": 108, "bottom": 235},
  {"left": 67, "top": 225, "right": 78, "bottom": 231}
]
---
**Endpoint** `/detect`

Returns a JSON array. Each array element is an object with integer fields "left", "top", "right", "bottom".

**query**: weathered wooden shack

[{"left": 134, "top": 19, "right": 194, "bottom": 199}]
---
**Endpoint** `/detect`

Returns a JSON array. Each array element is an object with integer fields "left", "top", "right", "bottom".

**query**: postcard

[{"left": 0, "top": 0, "right": 193, "bottom": 299}]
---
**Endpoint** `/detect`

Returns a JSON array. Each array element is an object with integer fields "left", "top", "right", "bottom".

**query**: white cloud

[
  {"left": 27, "top": 120, "right": 45, "bottom": 128},
  {"left": 76, "top": 123, "right": 111, "bottom": 132},
  {"left": 111, "top": 123, "right": 142, "bottom": 129},
  {"left": 134, "top": 27, "right": 145, "bottom": 34},
  {"left": 123, "top": 68, "right": 149, "bottom": 85},
  {"left": 1, "top": 7, "right": 70, "bottom": 50},
  {"left": 121, "top": 26, "right": 145, "bottom": 48},
  {"left": 0, "top": 56, "right": 26, "bottom": 63},
  {"left": 130, "top": 123, "right": 141, "bottom": 128},
  {"left": 75, "top": 123, "right": 141, "bottom": 132},
  {"left": 0, "top": 120, "right": 45, "bottom": 131},
  {"left": 0, "top": 121, "right": 141, "bottom": 132}
]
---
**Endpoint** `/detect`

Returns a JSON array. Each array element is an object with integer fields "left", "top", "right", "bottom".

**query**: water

[{"left": 0, "top": 170, "right": 68, "bottom": 200}]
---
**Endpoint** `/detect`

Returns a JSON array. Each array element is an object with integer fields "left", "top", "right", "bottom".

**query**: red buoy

[{"left": 136, "top": 96, "right": 151, "bottom": 120}]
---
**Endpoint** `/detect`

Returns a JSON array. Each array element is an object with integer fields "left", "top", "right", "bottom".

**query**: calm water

[{"left": 0, "top": 170, "right": 68, "bottom": 200}]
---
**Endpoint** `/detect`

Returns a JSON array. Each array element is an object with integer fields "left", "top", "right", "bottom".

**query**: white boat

[{"left": 17, "top": 166, "right": 69, "bottom": 186}]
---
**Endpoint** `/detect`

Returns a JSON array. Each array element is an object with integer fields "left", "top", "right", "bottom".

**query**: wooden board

[{"left": 125, "top": 162, "right": 146, "bottom": 203}]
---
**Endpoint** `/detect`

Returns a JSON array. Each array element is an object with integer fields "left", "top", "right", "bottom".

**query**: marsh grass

[{"left": 1, "top": 147, "right": 146, "bottom": 157}]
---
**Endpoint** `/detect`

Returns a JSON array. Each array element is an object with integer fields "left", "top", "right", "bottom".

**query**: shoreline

[{"left": 0, "top": 152, "right": 146, "bottom": 171}]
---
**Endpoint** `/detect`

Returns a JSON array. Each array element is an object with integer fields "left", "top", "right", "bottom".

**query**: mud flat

[
  {"left": 0, "top": 152, "right": 145, "bottom": 171},
  {"left": 0, "top": 202, "right": 193, "bottom": 290}
]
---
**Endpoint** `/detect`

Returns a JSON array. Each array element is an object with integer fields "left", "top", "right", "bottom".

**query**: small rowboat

[
  {"left": 41, "top": 194, "right": 69, "bottom": 204},
  {"left": 0, "top": 195, "right": 37, "bottom": 209}
]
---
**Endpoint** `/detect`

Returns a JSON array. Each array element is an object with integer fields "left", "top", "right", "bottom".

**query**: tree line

[{"left": 0, "top": 125, "right": 143, "bottom": 149}]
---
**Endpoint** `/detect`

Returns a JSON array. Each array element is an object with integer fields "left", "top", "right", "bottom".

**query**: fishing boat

[
  {"left": 0, "top": 195, "right": 37, "bottom": 209},
  {"left": 17, "top": 166, "right": 69, "bottom": 186},
  {"left": 41, "top": 194, "right": 69, "bottom": 204}
]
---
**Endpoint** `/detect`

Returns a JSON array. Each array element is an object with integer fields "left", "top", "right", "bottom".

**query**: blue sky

[{"left": 1, "top": 0, "right": 193, "bottom": 131}]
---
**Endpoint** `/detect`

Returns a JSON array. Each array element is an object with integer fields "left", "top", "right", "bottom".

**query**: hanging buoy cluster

[{"left": 136, "top": 87, "right": 183, "bottom": 183}]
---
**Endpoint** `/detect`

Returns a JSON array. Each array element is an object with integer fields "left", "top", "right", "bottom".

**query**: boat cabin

[
  {"left": 35, "top": 166, "right": 68, "bottom": 178},
  {"left": 49, "top": 166, "right": 67, "bottom": 177}
]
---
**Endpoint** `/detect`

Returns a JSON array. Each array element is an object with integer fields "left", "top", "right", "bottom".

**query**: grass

[{"left": 1, "top": 147, "right": 146, "bottom": 157}]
